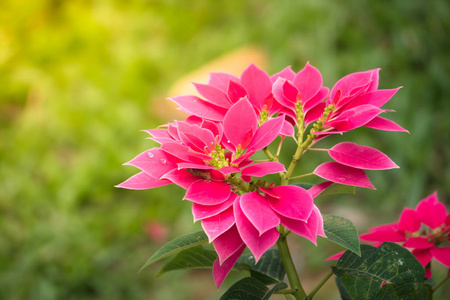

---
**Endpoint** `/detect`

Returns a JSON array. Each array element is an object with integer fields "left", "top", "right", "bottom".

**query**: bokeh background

[{"left": 1, "top": 0, "right": 449, "bottom": 299}]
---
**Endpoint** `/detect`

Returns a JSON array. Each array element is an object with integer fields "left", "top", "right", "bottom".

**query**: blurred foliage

[{"left": 0, "top": 0, "right": 449, "bottom": 299}]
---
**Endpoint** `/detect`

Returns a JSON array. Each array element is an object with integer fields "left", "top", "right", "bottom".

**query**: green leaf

[
  {"left": 315, "top": 183, "right": 356, "bottom": 200},
  {"left": 335, "top": 277, "right": 354, "bottom": 300},
  {"left": 140, "top": 231, "right": 208, "bottom": 272},
  {"left": 220, "top": 277, "right": 269, "bottom": 300},
  {"left": 323, "top": 214, "right": 361, "bottom": 256},
  {"left": 333, "top": 242, "right": 428, "bottom": 300},
  {"left": 263, "top": 282, "right": 289, "bottom": 300},
  {"left": 235, "top": 249, "right": 286, "bottom": 283},
  {"left": 292, "top": 182, "right": 314, "bottom": 190},
  {"left": 157, "top": 245, "right": 217, "bottom": 275}
]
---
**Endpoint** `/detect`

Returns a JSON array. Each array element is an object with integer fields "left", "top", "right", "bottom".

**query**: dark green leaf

[
  {"left": 333, "top": 242, "right": 428, "bottom": 300},
  {"left": 292, "top": 182, "right": 314, "bottom": 190},
  {"left": 157, "top": 245, "right": 217, "bottom": 275},
  {"left": 140, "top": 231, "right": 208, "bottom": 272},
  {"left": 323, "top": 214, "right": 361, "bottom": 256},
  {"left": 220, "top": 277, "right": 269, "bottom": 300},
  {"left": 315, "top": 183, "right": 356, "bottom": 200},
  {"left": 335, "top": 277, "right": 353, "bottom": 300},
  {"left": 235, "top": 249, "right": 285, "bottom": 283},
  {"left": 263, "top": 282, "right": 289, "bottom": 300}
]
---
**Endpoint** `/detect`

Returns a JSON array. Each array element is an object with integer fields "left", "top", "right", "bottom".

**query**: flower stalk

[{"left": 277, "top": 226, "right": 307, "bottom": 300}]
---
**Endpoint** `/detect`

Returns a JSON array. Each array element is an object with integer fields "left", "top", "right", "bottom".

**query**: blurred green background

[{"left": 1, "top": 0, "right": 449, "bottom": 299}]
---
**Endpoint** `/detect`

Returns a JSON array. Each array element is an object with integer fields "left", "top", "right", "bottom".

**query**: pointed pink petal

[
  {"left": 327, "top": 104, "right": 383, "bottom": 132},
  {"left": 241, "top": 162, "right": 286, "bottom": 178},
  {"left": 314, "top": 162, "right": 375, "bottom": 189},
  {"left": 234, "top": 198, "right": 279, "bottom": 261},
  {"left": 193, "top": 83, "right": 232, "bottom": 108},
  {"left": 280, "top": 205, "right": 324, "bottom": 245},
  {"left": 267, "top": 185, "right": 314, "bottom": 221},
  {"left": 303, "top": 86, "right": 329, "bottom": 114},
  {"left": 161, "top": 169, "right": 200, "bottom": 189},
  {"left": 328, "top": 142, "right": 399, "bottom": 170},
  {"left": 124, "top": 148, "right": 179, "bottom": 179},
  {"left": 212, "top": 225, "right": 244, "bottom": 263},
  {"left": 416, "top": 192, "right": 447, "bottom": 229},
  {"left": 160, "top": 142, "right": 203, "bottom": 163},
  {"left": 259, "top": 187, "right": 280, "bottom": 198},
  {"left": 430, "top": 247, "right": 450, "bottom": 267},
  {"left": 227, "top": 80, "right": 248, "bottom": 104},
  {"left": 330, "top": 70, "right": 375, "bottom": 105},
  {"left": 280, "top": 120, "right": 295, "bottom": 137},
  {"left": 213, "top": 245, "right": 246, "bottom": 288},
  {"left": 272, "top": 78, "right": 296, "bottom": 110},
  {"left": 326, "top": 251, "right": 345, "bottom": 261},
  {"left": 169, "top": 95, "right": 227, "bottom": 121},
  {"left": 247, "top": 116, "right": 284, "bottom": 151},
  {"left": 293, "top": 62, "right": 323, "bottom": 102},
  {"left": 308, "top": 181, "right": 333, "bottom": 198},
  {"left": 304, "top": 102, "right": 326, "bottom": 126},
  {"left": 218, "top": 166, "right": 240, "bottom": 175},
  {"left": 239, "top": 192, "right": 280, "bottom": 235},
  {"left": 364, "top": 116, "right": 409, "bottom": 133},
  {"left": 270, "top": 66, "right": 296, "bottom": 82},
  {"left": 345, "top": 88, "right": 400, "bottom": 110},
  {"left": 144, "top": 128, "right": 171, "bottom": 139},
  {"left": 208, "top": 72, "right": 240, "bottom": 92},
  {"left": 184, "top": 180, "right": 231, "bottom": 205},
  {"left": 360, "top": 230, "right": 405, "bottom": 242},
  {"left": 223, "top": 98, "right": 258, "bottom": 149},
  {"left": 177, "top": 122, "right": 215, "bottom": 148},
  {"left": 116, "top": 172, "right": 171, "bottom": 190},
  {"left": 202, "top": 207, "right": 236, "bottom": 242},
  {"left": 404, "top": 237, "right": 434, "bottom": 249},
  {"left": 201, "top": 120, "right": 222, "bottom": 140},
  {"left": 412, "top": 249, "right": 433, "bottom": 267},
  {"left": 240, "top": 64, "right": 272, "bottom": 111},
  {"left": 192, "top": 193, "right": 238, "bottom": 222},
  {"left": 398, "top": 208, "right": 421, "bottom": 233},
  {"left": 314, "top": 205, "right": 326, "bottom": 237}
]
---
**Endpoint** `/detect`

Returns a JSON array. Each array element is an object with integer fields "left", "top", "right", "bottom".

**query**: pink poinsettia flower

[
  {"left": 315, "top": 69, "right": 408, "bottom": 135},
  {"left": 359, "top": 192, "right": 450, "bottom": 278}
]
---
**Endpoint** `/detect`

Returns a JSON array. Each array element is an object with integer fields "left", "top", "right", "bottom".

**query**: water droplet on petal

[
  {"left": 159, "top": 158, "right": 166, "bottom": 164},
  {"left": 227, "top": 140, "right": 231, "bottom": 143},
  {"left": 147, "top": 152, "right": 154, "bottom": 158}
]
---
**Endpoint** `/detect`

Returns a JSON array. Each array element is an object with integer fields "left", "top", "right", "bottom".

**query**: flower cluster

[
  {"left": 118, "top": 63, "right": 404, "bottom": 287},
  {"left": 359, "top": 192, "right": 450, "bottom": 278}
]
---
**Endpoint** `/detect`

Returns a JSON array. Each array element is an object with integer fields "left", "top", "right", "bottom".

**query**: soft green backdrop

[{"left": 1, "top": 0, "right": 449, "bottom": 299}]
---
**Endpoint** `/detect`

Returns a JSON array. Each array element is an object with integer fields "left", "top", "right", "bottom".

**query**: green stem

[
  {"left": 277, "top": 226, "right": 307, "bottom": 300},
  {"left": 282, "top": 134, "right": 316, "bottom": 185},
  {"left": 432, "top": 272, "right": 450, "bottom": 293},
  {"left": 289, "top": 173, "right": 315, "bottom": 181},
  {"left": 306, "top": 270, "right": 333, "bottom": 299}
]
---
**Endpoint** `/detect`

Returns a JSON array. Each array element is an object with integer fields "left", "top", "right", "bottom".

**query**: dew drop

[
  {"left": 227, "top": 140, "right": 231, "bottom": 143},
  {"left": 159, "top": 158, "right": 167, "bottom": 164},
  {"left": 147, "top": 152, "right": 154, "bottom": 158}
]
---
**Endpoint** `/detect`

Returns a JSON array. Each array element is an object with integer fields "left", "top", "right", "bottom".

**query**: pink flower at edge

[{"left": 328, "top": 192, "right": 450, "bottom": 278}]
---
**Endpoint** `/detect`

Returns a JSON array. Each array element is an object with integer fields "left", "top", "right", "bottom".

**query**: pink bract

[{"left": 359, "top": 192, "right": 450, "bottom": 277}]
